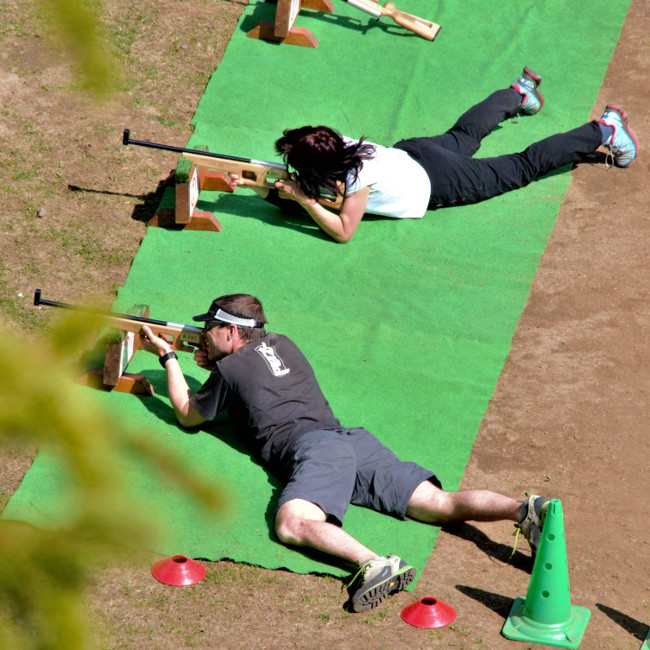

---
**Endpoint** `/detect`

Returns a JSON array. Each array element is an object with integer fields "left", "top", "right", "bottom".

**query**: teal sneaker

[
  {"left": 598, "top": 104, "right": 639, "bottom": 167},
  {"left": 347, "top": 555, "right": 416, "bottom": 612},
  {"left": 511, "top": 66, "right": 544, "bottom": 115},
  {"left": 515, "top": 495, "right": 550, "bottom": 557}
]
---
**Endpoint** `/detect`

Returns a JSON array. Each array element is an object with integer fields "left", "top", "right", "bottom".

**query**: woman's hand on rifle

[
  {"left": 274, "top": 178, "right": 308, "bottom": 202},
  {"left": 232, "top": 172, "right": 370, "bottom": 243},
  {"left": 227, "top": 173, "right": 270, "bottom": 199},
  {"left": 287, "top": 185, "right": 370, "bottom": 243}
]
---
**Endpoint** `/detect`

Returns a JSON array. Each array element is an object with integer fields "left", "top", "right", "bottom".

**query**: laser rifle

[
  {"left": 342, "top": 0, "right": 440, "bottom": 40},
  {"left": 34, "top": 289, "right": 204, "bottom": 353},
  {"left": 122, "top": 129, "right": 342, "bottom": 210}
]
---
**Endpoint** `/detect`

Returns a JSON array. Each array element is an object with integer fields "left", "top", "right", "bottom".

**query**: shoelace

[
  {"left": 510, "top": 527, "right": 523, "bottom": 558},
  {"left": 343, "top": 560, "right": 373, "bottom": 592},
  {"left": 510, "top": 499, "right": 550, "bottom": 558}
]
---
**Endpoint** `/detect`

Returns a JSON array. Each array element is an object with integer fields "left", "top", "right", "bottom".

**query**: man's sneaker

[
  {"left": 515, "top": 495, "right": 550, "bottom": 557},
  {"left": 347, "top": 555, "right": 416, "bottom": 612},
  {"left": 511, "top": 66, "right": 544, "bottom": 115},
  {"left": 598, "top": 104, "right": 639, "bottom": 167}
]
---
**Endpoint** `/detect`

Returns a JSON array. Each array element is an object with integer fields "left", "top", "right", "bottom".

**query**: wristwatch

[{"left": 158, "top": 351, "right": 178, "bottom": 368}]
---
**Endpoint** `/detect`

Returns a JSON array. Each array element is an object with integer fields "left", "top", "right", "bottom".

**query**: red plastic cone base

[
  {"left": 401, "top": 597, "right": 457, "bottom": 628},
  {"left": 151, "top": 555, "right": 206, "bottom": 586}
]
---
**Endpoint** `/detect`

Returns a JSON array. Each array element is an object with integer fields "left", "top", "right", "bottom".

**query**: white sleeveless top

[{"left": 343, "top": 138, "right": 431, "bottom": 219}]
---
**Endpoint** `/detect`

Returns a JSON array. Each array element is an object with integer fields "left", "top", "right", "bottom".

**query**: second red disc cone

[{"left": 401, "top": 597, "right": 456, "bottom": 628}]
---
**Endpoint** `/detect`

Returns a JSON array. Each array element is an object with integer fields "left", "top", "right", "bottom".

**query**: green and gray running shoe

[
  {"left": 347, "top": 555, "right": 416, "bottom": 613},
  {"left": 515, "top": 494, "right": 550, "bottom": 557}
]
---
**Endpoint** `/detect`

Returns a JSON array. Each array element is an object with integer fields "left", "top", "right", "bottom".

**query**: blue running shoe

[
  {"left": 598, "top": 104, "right": 639, "bottom": 167},
  {"left": 511, "top": 66, "right": 544, "bottom": 115}
]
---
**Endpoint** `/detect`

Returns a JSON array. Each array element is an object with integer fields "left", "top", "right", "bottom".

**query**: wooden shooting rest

[
  {"left": 78, "top": 304, "right": 155, "bottom": 396},
  {"left": 247, "top": 0, "right": 335, "bottom": 48},
  {"left": 149, "top": 153, "right": 224, "bottom": 232}
]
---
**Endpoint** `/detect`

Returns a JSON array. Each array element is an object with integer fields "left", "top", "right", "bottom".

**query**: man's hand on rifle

[
  {"left": 193, "top": 348, "right": 217, "bottom": 372},
  {"left": 139, "top": 325, "right": 206, "bottom": 428},
  {"left": 140, "top": 325, "right": 173, "bottom": 357}
]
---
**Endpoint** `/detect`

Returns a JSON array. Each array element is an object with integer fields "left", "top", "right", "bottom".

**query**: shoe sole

[
  {"left": 605, "top": 104, "right": 639, "bottom": 167},
  {"left": 349, "top": 566, "right": 416, "bottom": 612},
  {"left": 523, "top": 66, "right": 542, "bottom": 85}
]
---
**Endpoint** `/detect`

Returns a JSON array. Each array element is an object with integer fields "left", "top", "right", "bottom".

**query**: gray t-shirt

[{"left": 190, "top": 332, "right": 341, "bottom": 468}]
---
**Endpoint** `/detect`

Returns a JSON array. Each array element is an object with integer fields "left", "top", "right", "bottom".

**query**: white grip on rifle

[{"left": 345, "top": 0, "right": 382, "bottom": 19}]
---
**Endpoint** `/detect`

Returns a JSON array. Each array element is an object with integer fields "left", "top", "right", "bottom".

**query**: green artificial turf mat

[{"left": 4, "top": 0, "right": 631, "bottom": 586}]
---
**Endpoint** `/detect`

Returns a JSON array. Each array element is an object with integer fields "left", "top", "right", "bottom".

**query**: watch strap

[{"left": 158, "top": 351, "right": 178, "bottom": 368}]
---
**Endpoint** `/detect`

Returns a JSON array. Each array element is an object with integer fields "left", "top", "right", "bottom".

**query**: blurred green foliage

[
  {"left": 36, "top": 0, "right": 121, "bottom": 98},
  {"left": 0, "top": 312, "right": 222, "bottom": 649},
  {"left": 1, "top": 3, "right": 222, "bottom": 647}
]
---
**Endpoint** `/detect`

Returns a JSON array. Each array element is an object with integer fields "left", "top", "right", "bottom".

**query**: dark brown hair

[
  {"left": 214, "top": 294, "right": 267, "bottom": 342},
  {"left": 275, "top": 125, "right": 375, "bottom": 200}
]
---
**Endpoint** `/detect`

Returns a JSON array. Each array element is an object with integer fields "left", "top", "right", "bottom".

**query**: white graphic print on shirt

[{"left": 255, "top": 341, "right": 290, "bottom": 377}]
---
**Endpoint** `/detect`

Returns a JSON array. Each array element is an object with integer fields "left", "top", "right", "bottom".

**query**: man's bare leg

[
  {"left": 408, "top": 481, "right": 550, "bottom": 558},
  {"left": 275, "top": 498, "right": 379, "bottom": 565},
  {"left": 275, "top": 498, "right": 416, "bottom": 612},
  {"left": 406, "top": 480, "right": 525, "bottom": 524}
]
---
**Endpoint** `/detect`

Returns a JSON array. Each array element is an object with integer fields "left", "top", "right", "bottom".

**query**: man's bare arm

[{"left": 140, "top": 325, "right": 207, "bottom": 428}]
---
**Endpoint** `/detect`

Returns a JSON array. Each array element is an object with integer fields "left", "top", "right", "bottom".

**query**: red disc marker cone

[
  {"left": 401, "top": 597, "right": 456, "bottom": 628},
  {"left": 151, "top": 554, "right": 206, "bottom": 586}
]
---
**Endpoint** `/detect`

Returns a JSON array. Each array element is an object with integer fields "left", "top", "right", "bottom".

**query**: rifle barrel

[
  {"left": 122, "top": 129, "right": 287, "bottom": 170},
  {"left": 33, "top": 289, "right": 203, "bottom": 333}
]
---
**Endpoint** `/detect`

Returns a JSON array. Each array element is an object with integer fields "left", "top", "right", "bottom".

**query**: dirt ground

[{"left": 1, "top": 0, "right": 648, "bottom": 648}]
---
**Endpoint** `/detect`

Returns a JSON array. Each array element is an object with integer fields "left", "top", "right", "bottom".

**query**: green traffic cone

[{"left": 502, "top": 499, "right": 591, "bottom": 648}]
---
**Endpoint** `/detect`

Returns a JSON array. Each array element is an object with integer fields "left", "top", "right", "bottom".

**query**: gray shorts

[{"left": 277, "top": 427, "right": 440, "bottom": 526}]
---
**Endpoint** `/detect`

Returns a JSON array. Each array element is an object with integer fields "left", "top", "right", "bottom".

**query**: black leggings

[{"left": 394, "top": 89, "right": 602, "bottom": 208}]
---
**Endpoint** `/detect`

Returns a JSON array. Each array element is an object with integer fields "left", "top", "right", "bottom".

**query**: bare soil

[{"left": 1, "top": 0, "right": 648, "bottom": 648}]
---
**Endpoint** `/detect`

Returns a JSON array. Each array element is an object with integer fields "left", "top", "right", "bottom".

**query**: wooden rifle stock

[
  {"left": 342, "top": 0, "right": 440, "bottom": 40},
  {"left": 34, "top": 289, "right": 204, "bottom": 352},
  {"left": 123, "top": 129, "right": 343, "bottom": 210}
]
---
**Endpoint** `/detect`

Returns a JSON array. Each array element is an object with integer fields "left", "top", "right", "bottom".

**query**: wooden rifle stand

[
  {"left": 149, "top": 149, "right": 223, "bottom": 232},
  {"left": 247, "top": 0, "right": 334, "bottom": 48},
  {"left": 78, "top": 304, "right": 155, "bottom": 396}
]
